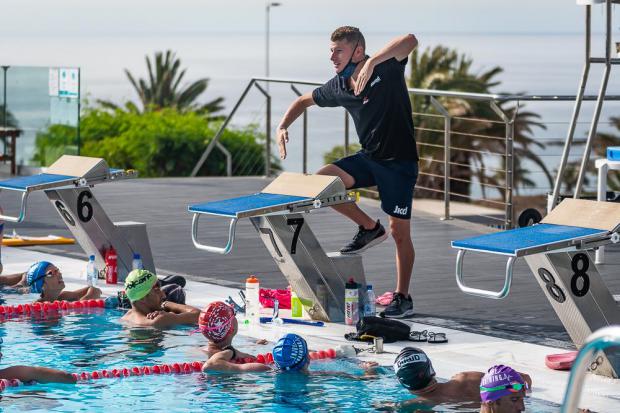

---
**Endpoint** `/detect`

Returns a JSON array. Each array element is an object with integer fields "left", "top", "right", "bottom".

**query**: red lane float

[
  {"left": 0, "top": 299, "right": 105, "bottom": 321},
  {"left": 70, "top": 348, "right": 341, "bottom": 382},
  {"left": 72, "top": 361, "right": 204, "bottom": 381}
]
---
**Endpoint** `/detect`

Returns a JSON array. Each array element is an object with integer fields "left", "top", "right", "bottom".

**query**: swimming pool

[{"left": 0, "top": 310, "right": 560, "bottom": 412}]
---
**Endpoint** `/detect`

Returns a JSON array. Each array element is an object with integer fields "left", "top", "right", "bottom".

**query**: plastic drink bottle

[
  {"left": 105, "top": 246, "right": 118, "bottom": 284},
  {"left": 345, "top": 278, "right": 359, "bottom": 325},
  {"left": 335, "top": 345, "right": 358, "bottom": 358},
  {"left": 290, "top": 291, "right": 302, "bottom": 318},
  {"left": 132, "top": 253, "right": 143, "bottom": 270},
  {"left": 364, "top": 284, "right": 376, "bottom": 316},
  {"left": 87, "top": 255, "right": 98, "bottom": 287},
  {"left": 245, "top": 275, "right": 260, "bottom": 325}
]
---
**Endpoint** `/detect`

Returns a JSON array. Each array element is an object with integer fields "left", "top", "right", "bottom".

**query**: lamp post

[{"left": 265, "top": 1, "right": 281, "bottom": 90}]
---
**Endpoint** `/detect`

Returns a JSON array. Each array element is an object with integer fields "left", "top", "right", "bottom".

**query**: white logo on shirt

[{"left": 370, "top": 76, "right": 381, "bottom": 88}]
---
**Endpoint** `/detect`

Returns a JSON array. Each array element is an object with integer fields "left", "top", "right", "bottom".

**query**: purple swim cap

[{"left": 480, "top": 365, "right": 526, "bottom": 402}]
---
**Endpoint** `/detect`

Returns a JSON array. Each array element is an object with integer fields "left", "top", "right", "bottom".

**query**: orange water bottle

[{"left": 245, "top": 275, "right": 260, "bottom": 325}]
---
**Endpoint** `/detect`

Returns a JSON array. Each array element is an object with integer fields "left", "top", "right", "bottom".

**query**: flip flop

[
  {"left": 409, "top": 330, "right": 428, "bottom": 342},
  {"left": 376, "top": 292, "right": 394, "bottom": 306},
  {"left": 545, "top": 351, "right": 578, "bottom": 370},
  {"left": 427, "top": 332, "right": 448, "bottom": 344}
]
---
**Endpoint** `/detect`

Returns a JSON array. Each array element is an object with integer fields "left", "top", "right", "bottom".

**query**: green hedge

[
  {"left": 34, "top": 108, "right": 277, "bottom": 177},
  {"left": 323, "top": 143, "right": 361, "bottom": 165}
]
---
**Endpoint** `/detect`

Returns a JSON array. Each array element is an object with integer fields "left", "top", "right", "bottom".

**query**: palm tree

[
  {"left": 408, "top": 45, "right": 552, "bottom": 201},
  {"left": 0, "top": 104, "right": 18, "bottom": 128},
  {"left": 99, "top": 50, "right": 224, "bottom": 117}
]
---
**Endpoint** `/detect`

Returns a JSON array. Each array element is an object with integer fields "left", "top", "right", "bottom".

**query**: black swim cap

[{"left": 394, "top": 347, "right": 436, "bottom": 390}]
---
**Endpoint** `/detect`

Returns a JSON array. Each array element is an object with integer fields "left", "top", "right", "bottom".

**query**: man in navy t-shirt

[{"left": 276, "top": 26, "right": 418, "bottom": 318}]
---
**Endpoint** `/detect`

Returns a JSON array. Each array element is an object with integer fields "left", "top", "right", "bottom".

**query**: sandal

[
  {"left": 409, "top": 330, "right": 428, "bottom": 342},
  {"left": 427, "top": 331, "right": 448, "bottom": 344}
]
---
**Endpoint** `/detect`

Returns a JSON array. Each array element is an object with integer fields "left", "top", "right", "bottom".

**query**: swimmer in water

[
  {"left": 388, "top": 347, "right": 531, "bottom": 410},
  {"left": 198, "top": 301, "right": 265, "bottom": 363},
  {"left": 120, "top": 269, "right": 200, "bottom": 328},
  {"left": 0, "top": 261, "right": 101, "bottom": 302}
]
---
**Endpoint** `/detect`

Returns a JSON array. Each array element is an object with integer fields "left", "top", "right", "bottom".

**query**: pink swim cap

[{"left": 198, "top": 301, "right": 235, "bottom": 343}]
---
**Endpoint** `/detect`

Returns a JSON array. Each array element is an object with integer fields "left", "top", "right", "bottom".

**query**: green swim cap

[{"left": 124, "top": 269, "right": 157, "bottom": 302}]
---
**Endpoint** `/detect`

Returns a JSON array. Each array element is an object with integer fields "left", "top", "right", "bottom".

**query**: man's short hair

[{"left": 331, "top": 26, "right": 365, "bottom": 50}]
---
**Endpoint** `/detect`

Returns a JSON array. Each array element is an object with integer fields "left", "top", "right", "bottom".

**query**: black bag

[{"left": 344, "top": 316, "right": 411, "bottom": 343}]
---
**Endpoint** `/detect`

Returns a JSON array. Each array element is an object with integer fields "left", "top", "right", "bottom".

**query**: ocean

[{"left": 1, "top": 31, "right": 619, "bottom": 194}]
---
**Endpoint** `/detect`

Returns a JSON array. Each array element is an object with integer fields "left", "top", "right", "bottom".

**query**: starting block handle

[
  {"left": 0, "top": 192, "right": 30, "bottom": 223},
  {"left": 191, "top": 213, "right": 238, "bottom": 255},
  {"left": 455, "top": 249, "right": 515, "bottom": 299}
]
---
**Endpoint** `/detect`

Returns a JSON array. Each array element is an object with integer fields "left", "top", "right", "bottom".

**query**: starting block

[
  {"left": 452, "top": 199, "right": 620, "bottom": 377},
  {"left": 189, "top": 172, "right": 367, "bottom": 323},
  {"left": 0, "top": 155, "right": 155, "bottom": 281}
]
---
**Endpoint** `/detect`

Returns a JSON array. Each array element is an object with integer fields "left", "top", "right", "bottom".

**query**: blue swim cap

[
  {"left": 272, "top": 333, "right": 309, "bottom": 371},
  {"left": 26, "top": 261, "right": 53, "bottom": 294}
]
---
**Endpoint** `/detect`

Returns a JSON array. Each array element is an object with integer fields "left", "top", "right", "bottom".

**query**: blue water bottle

[
  {"left": 132, "top": 253, "right": 143, "bottom": 271},
  {"left": 86, "top": 255, "right": 98, "bottom": 287},
  {"left": 364, "top": 284, "right": 376, "bottom": 316}
]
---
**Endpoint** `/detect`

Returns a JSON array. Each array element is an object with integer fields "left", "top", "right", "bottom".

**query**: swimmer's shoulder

[{"left": 450, "top": 371, "right": 484, "bottom": 383}]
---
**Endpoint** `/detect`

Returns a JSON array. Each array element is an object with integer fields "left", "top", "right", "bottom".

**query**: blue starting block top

[
  {"left": 0, "top": 173, "right": 78, "bottom": 192},
  {"left": 451, "top": 223, "right": 606, "bottom": 256},
  {"left": 189, "top": 193, "right": 311, "bottom": 218}
]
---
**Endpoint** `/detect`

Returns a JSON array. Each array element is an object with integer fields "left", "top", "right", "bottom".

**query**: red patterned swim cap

[{"left": 198, "top": 301, "right": 235, "bottom": 343}]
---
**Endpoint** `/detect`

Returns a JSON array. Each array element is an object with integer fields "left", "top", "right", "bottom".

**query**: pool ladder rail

[{"left": 561, "top": 325, "right": 620, "bottom": 412}]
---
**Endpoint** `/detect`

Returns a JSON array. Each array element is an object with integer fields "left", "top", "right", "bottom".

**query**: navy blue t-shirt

[{"left": 312, "top": 57, "right": 418, "bottom": 161}]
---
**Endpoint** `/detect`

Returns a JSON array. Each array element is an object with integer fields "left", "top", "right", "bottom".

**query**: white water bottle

[
  {"left": 364, "top": 284, "right": 376, "bottom": 316},
  {"left": 132, "top": 253, "right": 143, "bottom": 271},
  {"left": 345, "top": 278, "right": 359, "bottom": 325},
  {"left": 245, "top": 275, "right": 260, "bottom": 325},
  {"left": 86, "top": 255, "right": 98, "bottom": 287}
]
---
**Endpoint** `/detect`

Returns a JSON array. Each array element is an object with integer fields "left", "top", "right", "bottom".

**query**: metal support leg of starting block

[
  {"left": 45, "top": 187, "right": 155, "bottom": 281},
  {"left": 251, "top": 213, "right": 367, "bottom": 323},
  {"left": 525, "top": 250, "right": 620, "bottom": 378}
]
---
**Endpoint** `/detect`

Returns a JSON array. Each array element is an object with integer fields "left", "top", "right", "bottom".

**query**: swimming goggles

[
  {"left": 480, "top": 382, "right": 528, "bottom": 393},
  {"left": 28, "top": 269, "right": 59, "bottom": 286}
]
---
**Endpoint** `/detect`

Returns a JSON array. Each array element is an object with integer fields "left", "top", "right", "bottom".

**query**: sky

[{"left": 0, "top": 0, "right": 606, "bottom": 36}]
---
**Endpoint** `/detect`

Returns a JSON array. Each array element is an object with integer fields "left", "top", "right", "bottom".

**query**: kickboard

[
  {"left": 545, "top": 351, "right": 578, "bottom": 371},
  {"left": 2, "top": 234, "right": 75, "bottom": 247}
]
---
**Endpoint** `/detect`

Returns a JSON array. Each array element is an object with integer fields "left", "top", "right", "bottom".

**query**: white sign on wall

[{"left": 58, "top": 68, "right": 79, "bottom": 98}]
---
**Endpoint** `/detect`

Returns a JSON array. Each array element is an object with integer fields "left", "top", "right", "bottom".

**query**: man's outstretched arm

[
  {"left": 276, "top": 92, "right": 315, "bottom": 159},
  {"left": 354, "top": 34, "right": 418, "bottom": 95}
]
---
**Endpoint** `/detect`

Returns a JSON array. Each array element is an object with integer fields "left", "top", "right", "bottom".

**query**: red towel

[{"left": 259, "top": 288, "right": 291, "bottom": 309}]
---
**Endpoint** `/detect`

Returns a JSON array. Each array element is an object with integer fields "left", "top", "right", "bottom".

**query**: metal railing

[
  {"left": 561, "top": 325, "right": 620, "bottom": 412},
  {"left": 191, "top": 76, "right": 620, "bottom": 229}
]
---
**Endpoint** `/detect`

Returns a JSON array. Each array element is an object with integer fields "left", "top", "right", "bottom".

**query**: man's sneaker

[
  {"left": 340, "top": 220, "right": 388, "bottom": 254},
  {"left": 380, "top": 293, "right": 414, "bottom": 319}
]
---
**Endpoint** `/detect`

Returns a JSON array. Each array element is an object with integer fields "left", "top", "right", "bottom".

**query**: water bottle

[
  {"left": 132, "top": 253, "right": 143, "bottom": 270},
  {"left": 364, "top": 284, "right": 376, "bottom": 316},
  {"left": 345, "top": 277, "right": 359, "bottom": 326},
  {"left": 290, "top": 290, "right": 302, "bottom": 318},
  {"left": 86, "top": 255, "right": 98, "bottom": 287},
  {"left": 104, "top": 246, "right": 118, "bottom": 284},
  {"left": 245, "top": 275, "right": 260, "bottom": 325}
]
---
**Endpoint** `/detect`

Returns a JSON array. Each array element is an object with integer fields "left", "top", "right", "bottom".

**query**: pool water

[{"left": 0, "top": 309, "right": 561, "bottom": 412}]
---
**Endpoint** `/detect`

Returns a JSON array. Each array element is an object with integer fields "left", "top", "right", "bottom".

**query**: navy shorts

[{"left": 333, "top": 152, "right": 418, "bottom": 219}]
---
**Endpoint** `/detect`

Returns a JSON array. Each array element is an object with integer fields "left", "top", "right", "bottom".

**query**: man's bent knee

[{"left": 316, "top": 164, "right": 355, "bottom": 188}]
